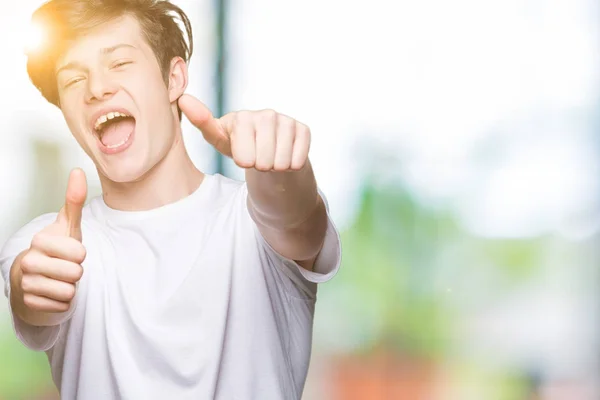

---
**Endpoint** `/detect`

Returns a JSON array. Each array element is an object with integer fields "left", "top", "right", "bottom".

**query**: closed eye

[
  {"left": 112, "top": 61, "right": 132, "bottom": 69},
  {"left": 65, "top": 77, "right": 85, "bottom": 88}
]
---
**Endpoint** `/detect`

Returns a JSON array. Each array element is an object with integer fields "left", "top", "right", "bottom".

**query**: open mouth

[{"left": 93, "top": 111, "right": 136, "bottom": 149}]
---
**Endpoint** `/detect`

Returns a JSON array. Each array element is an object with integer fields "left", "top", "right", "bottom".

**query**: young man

[{"left": 0, "top": 1, "right": 341, "bottom": 399}]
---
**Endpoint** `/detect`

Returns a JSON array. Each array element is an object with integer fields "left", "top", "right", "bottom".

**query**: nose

[{"left": 85, "top": 71, "right": 117, "bottom": 103}]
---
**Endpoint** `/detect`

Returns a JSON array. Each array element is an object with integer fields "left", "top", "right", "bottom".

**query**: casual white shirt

[{"left": 1, "top": 174, "right": 341, "bottom": 400}]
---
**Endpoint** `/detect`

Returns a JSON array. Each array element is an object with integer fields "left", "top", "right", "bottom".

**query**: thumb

[
  {"left": 58, "top": 168, "right": 87, "bottom": 241},
  {"left": 178, "top": 94, "right": 232, "bottom": 157}
]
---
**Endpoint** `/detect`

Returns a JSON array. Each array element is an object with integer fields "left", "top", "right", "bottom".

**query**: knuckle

[
  {"left": 20, "top": 275, "right": 34, "bottom": 292},
  {"left": 235, "top": 159, "right": 254, "bottom": 169},
  {"left": 30, "top": 233, "right": 45, "bottom": 249},
  {"left": 75, "top": 245, "right": 87, "bottom": 264},
  {"left": 72, "top": 264, "right": 84, "bottom": 282},
  {"left": 292, "top": 161, "right": 307, "bottom": 171},
  {"left": 292, "top": 157, "right": 308, "bottom": 168},
  {"left": 254, "top": 162, "right": 273, "bottom": 172},
  {"left": 20, "top": 253, "right": 35, "bottom": 274},
  {"left": 260, "top": 109, "right": 278, "bottom": 123},
  {"left": 297, "top": 124, "right": 311, "bottom": 137},
  {"left": 76, "top": 264, "right": 85, "bottom": 280},
  {"left": 280, "top": 117, "right": 296, "bottom": 132},
  {"left": 23, "top": 294, "right": 37, "bottom": 310},
  {"left": 273, "top": 160, "right": 291, "bottom": 171},
  {"left": 273, "top": 164, "right": 289, "bottom": 172},
  {"left": 235, "top": 110, "right": 250, "bottom": 124},
  {"left": 62, "top": 284, "right": 76, "bottom": 301},
  {"left": 230, "top": 117, "right": 238, "bottom": 132}
]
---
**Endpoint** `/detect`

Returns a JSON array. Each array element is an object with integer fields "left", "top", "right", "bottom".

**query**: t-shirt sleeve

[
  {"left": 248, "top": 187, "right": 342, "bottom": 299},
  {"left": 0, "top": 213, "right": 65, "bottom": 351}
]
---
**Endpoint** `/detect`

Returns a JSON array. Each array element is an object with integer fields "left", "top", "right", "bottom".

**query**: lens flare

[{"left": 24, "top": 22, "right": 45, "bottom": 54}]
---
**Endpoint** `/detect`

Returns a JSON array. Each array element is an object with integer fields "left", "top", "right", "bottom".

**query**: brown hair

[{"left": 27, "top": 0, "right": 193, "bottom": 109}]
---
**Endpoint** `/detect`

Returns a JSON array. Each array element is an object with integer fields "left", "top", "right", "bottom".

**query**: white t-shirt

[{"left": 0, "top": 174, "right": 341, "bottom": 400}]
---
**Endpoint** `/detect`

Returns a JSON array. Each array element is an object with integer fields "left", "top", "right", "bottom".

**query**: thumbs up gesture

[{"left": 17, "top": 169, "right": 87, "bottom": 313}]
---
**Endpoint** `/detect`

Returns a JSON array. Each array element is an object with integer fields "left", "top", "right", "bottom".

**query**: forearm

[
  {"left": 246, "top": 161, "right": 320, "bottom": 227},
  {"left": 9, "top": 251, "right": 70, "bottom": 327},
  {"left": 246, "top": 161, "right": 328, "bottom": 262}
]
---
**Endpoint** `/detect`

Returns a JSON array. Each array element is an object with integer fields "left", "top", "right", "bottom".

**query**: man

[{"left": 0, "top": 1, "right": 341, "bottom": 399}]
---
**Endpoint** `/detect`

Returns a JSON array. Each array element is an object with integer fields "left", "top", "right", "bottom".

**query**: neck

[{"left": 99, "top": 129, "right": 204, "bottom": 211}]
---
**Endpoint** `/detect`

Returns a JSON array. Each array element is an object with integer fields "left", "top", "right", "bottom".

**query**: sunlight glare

[{"left": 24, "top": 21, "right": 45, "bottom": 54}]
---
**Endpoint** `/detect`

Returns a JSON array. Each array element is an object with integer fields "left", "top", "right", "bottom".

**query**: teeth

[
  {"left": 94, "top": 111, "right": 131, "bottom": 131},
  {"left": 105, "top": 131, "right": 132, "bottom": 149}
]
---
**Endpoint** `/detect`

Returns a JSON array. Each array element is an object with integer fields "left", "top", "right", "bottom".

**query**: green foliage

[
  {"left": 0, "top": 328, "right": 54, "bottom": 399},
  {"left": 331, "top": 182, "right": 458, "bottom": 358},
  {"left": 327, "top": 179, "right": 547, "bottom": 359},
  {"left": 475, "top": 239, "right": 547, "bottom": 281}
]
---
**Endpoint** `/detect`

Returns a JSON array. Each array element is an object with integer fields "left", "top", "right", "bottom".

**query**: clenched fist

[
  {"left": 16, "top": 168, "right": 87, "bottom": 314},
  {"left": 178, "top": 94, "right": 311, "bottom": 172}
]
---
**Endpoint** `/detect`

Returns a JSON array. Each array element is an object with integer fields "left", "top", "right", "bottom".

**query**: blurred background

[{"left": 1, "top": 0, "right": 599, "bottom": 399}]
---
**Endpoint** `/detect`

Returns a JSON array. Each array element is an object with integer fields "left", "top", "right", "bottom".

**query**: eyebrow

[
  {"left": 56, "top": 44, "right": 137, "bottom": 76},
  {"left": 101, "top": 43, "right": 137, "bottom": 55}
]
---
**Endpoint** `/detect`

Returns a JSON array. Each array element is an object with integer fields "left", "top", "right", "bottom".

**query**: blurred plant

[
  {"left": 327, "top": 179, "right": 457, "bottom": 360},
  {"left": 0, "top": 329, "right": 55, "bottom": 399},
  {"left": 318, "top": 147, "right": 548, "bottom": 363}
]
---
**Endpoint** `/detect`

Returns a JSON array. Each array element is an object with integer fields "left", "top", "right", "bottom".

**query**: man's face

[{"left": 56, "top": 15, "right": 185, "bottom": 183}]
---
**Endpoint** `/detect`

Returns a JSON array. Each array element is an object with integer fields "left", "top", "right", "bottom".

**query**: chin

[{"left": 100, "top": 157, "right": 153, "bottom": 184}]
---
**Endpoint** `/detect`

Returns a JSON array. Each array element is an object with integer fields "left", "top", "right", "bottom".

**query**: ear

[{"left": 168, "top": 56, "right": 188, "bottom": 103}]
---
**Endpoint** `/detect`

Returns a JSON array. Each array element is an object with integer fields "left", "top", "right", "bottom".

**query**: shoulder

[
  {"left": 14, "top": 213, "right": 58, "bottom": 234},
  {"left": 1, "top": 213, "right": 57, "bottom": 253},
  {"left": 208, "top": 173, "right": 247, "bottom": 198},
  {"left": 202, "top": 173, "right": 250, "bottom": 213},
  {"left": 1, "top": 213, "right": 58, "bottom": 284}
]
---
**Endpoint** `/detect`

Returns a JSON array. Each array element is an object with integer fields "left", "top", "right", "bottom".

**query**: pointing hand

[{"left": 179, "top": 94, "right": 311, "bottom": 172}]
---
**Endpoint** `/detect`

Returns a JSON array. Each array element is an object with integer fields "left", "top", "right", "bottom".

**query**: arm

[
  {"left": 177, "top": 95, "right": 333, "bottom": 271},
  {"left": 246, "top": 161, "right": 328, "bottom": 270}
]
